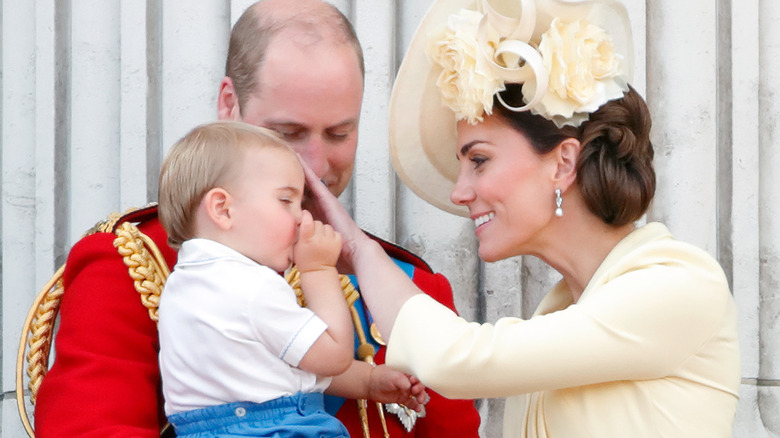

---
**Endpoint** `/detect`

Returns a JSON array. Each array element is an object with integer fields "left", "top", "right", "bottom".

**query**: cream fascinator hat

[{"left": 389, "top": 0, "right": 633, "bottom": 216}]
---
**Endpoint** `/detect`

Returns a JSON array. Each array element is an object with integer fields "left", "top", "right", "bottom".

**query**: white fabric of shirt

[
  {"left": 159, "top": 238, "right": 330, "bottom": 416},
  {"left": 387, "top": 223, "right": 740, "bottom": 437}
]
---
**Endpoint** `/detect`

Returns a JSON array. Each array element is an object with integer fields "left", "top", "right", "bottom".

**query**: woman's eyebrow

[{"left": 459, "top": 140, "right": 482, "bottom": 157}]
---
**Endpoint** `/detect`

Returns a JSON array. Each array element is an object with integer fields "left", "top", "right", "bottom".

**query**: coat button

[{"left": 235, "top": 407, "right": 247, "bottom": 417}]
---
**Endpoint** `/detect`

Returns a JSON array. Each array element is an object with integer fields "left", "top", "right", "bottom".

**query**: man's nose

[{"left": 296, "top": 136, "right": 328, "bottom": 178}]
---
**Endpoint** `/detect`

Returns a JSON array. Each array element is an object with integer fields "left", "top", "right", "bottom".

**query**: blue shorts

[{"left": 168, "top": 392, "right": 349, "bottom": 438}]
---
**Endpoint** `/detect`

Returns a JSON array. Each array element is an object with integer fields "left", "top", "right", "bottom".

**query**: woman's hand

[
  {"left": 299, "top": 156, "right": 370, "bottom": 265},
  {"left": 298, "top": 155, "right": 421, "bottom": 339}
]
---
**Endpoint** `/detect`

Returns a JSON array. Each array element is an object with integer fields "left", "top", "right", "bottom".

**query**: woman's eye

[{"left": 470, "top": 155, "right": 487, "bottom": 167}]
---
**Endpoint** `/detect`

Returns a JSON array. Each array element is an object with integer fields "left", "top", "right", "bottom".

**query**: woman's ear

[
  {"left": 553, "top": 138, "right": 581, "bottom": 191},
  {"left": 217, "top": 77, "right": 241, "bottom": 121},
  {"left": 203, "top": 187, "right": 233, "bottom": 231}
]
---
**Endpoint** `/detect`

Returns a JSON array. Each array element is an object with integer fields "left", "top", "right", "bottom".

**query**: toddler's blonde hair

[{"left": 159, "top": 120, "right": 296, "bottom": 248}]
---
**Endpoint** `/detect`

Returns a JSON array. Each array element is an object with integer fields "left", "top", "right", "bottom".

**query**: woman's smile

[{"left": 473, "top": 212, "right": 495, "bottom": 228}]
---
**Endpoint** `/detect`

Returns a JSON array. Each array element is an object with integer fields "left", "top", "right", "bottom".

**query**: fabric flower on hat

[
  {"left": 524, "top": 18, "right": 628, "bottom": 127},
  {"left": 427, "top": 9, "right": 504, "bottom": 124}
]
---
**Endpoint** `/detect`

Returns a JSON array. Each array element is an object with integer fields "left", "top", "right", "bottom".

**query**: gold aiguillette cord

[
  {"left": 353, "top": 308, "right": 390, "bottom": 438},
  {"left": 287, "top": 267, "right": 389, "bottom": 438}
]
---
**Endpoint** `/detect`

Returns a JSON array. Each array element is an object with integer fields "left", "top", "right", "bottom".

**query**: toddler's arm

[
  {"left": 295, "top": 210, "right": 354, "bottom": 376},
  {"left": 327, "top": 361, "right": 427, "bottom": 412}
]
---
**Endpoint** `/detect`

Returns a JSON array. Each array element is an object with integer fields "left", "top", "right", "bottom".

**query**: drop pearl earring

[{"left": 555, "top": 189, "right": 563, "bottom": 217}]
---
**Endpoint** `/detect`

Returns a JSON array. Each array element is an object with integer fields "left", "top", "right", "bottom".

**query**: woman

[{"left": 303, "top": 0, "right": 740, "bottom": 436}]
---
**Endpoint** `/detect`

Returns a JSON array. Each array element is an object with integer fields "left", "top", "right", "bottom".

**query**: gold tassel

[{"left": 286, "top": 267, "right": 388, "bottom": 437}]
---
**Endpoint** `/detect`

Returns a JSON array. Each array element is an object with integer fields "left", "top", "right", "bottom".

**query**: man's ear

[
  {"left": 217, "top": 77, "right": 241, "bottom": 121},
  {"left": 553, "top": 138, "right": 581, "bottom": 191},
  {"left": 203, "top": 187, "right": 233, "bottom": 231}
]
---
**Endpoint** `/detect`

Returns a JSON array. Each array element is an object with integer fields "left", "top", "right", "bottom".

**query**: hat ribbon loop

[
  {"left": 479, "top": 0, "right": 536, "bottom": 41},
  {"left": 477, "top": 0, "right": 549, "bottom": 112}
]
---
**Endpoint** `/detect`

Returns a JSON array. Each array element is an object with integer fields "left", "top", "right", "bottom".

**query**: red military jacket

[{"left": 35, "top": 205, "right": 481, "bottom": 437}]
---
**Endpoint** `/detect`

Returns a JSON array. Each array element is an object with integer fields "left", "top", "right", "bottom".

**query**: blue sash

[{"left": 323, "top": 258, "right": 416, "bottom": 415}]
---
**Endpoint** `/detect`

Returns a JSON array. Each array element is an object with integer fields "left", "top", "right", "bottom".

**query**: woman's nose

[{"left": 450, "top": 174, "right": 475, "bottom": 207}]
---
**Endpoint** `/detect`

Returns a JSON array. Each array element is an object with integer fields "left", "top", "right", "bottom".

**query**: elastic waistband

[{"left": 169, "top": 392, "right": 325, "bottom": 434}]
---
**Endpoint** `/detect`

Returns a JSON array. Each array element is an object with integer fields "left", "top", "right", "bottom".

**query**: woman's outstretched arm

[{"left": 300, "top": 157, "right": 421, "bottom": 340}]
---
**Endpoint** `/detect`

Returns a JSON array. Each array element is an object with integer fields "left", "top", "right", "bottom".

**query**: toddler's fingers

[
  {"left": 323, "top": 224, "right": 340, "bottom": 242},
  {"left": 403, "top": 395, "right": 423, "bottom": 413},
  {"left": 299, "top": 210, "right": 314, "bottom": 239},
  {"left": 311, "top": 219, "right": 325, "bottom": 236}
]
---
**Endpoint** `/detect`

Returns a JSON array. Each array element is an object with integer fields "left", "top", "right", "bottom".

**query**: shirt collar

[{"left": 176, "top": 238, "right": 257, "bottom": 267}]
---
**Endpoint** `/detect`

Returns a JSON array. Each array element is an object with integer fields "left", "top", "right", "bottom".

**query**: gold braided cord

[
  {"left": 16, "top": 265, "right": 66, "bottom": 437},
  {"left": 285, "top": 267, "right": 359, "bottom": 307},
  {"left": 113, "top": 222, "right": 170, "bottom": 322},
  {"left": 25, "top": 274, "right": 64, "bottom": 404},
  {"left": 348, "top": 291, "right": 391, "bottom": 438},
  {"left": 285, "top": 266, "right": 388, "bottom": 438}
]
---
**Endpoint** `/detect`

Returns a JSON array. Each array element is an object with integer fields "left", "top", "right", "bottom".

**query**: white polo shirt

[{"left": 159, "top": 238, "right": 330, "bottom": 416}]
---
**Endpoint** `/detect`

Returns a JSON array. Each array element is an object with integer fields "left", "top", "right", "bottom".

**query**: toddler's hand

[
  {"left": 293, "top": 210, "right": 342, "bottom": 273},
  {"left": 368, "top": 365, "right": 428, "bottom": 412}
]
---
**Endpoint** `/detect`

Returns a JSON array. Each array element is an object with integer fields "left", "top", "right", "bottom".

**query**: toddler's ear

[{"left": 203, "top": 187, "right": 233, "bottom": 230}]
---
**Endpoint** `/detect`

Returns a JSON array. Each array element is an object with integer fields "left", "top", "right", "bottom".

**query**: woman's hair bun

[{"left": 576, "top": 86, "right": 655, "bottom": 226}]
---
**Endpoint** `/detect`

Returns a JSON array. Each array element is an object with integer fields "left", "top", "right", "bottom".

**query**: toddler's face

[{"left": 226, "top": 147, "right": 304, "bottom": 272}]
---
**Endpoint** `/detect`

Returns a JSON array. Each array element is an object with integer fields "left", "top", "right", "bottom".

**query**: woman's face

[{"left": 451, "top": 115, "right": 560, "bottom": 261}]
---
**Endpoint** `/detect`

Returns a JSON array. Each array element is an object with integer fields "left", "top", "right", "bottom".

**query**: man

[{"left": 34, "top": 1, "right": 481, "bottom": 437}]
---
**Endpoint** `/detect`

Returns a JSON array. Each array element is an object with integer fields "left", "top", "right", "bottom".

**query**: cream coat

[{"left": 386, "top": 223, "right": 740, "bottom": 437}]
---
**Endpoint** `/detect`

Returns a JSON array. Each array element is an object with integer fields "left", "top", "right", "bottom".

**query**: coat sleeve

[
  {"left": 386, "top": 260, "right": 736, "bottom": 400},
  {"left": 406, "top": 269, "right": 481, "bottom": 438},
  {"left": 34, "top": 219, "right": 176, "bottom": 437}
]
